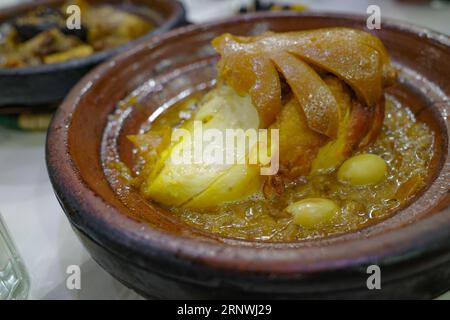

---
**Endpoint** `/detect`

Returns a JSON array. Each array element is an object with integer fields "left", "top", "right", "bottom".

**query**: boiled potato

[
  {"left": 143, "top": 86, "right": 262, "bottom": 207},
  {"left": 337, "top": 154, "right": 387, "bottom": 185},
  {"left": 184, "top": 162, "right": 262, "bottom": 209}
]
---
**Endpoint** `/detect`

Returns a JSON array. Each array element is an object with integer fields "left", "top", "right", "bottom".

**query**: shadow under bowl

[
  {"left": 0, "top": 0, "right": 186, "bottom": 107},
  {"left": 47, "top": 12, "right": 450, "bottom": 299}
]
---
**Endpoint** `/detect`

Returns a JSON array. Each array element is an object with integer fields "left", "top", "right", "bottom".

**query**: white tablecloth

[{"left": 0, "top": 0, "right": 449, "bottom": 300}]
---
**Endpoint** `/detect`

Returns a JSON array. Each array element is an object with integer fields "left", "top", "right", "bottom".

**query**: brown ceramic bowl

[
  {"left": 0, "top": 0, "right": 186, "bottom": 107},
  {"left": 46, "top": 12, "right": 450, "bottom": 299}
]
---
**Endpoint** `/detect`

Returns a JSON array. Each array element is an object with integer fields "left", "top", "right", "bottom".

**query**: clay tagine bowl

[{"left": 46, "top": 12, "right": 450, "bottom": 299}]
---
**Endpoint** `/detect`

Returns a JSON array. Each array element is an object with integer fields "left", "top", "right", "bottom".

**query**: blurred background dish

[
  {"left": 0, "top": 0, "right": 186, "bottom": 107},
  {"left": 0, "top": 0, "right": 154, "bottom": 68}
]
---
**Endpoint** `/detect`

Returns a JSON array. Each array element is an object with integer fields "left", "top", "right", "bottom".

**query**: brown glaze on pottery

[{"left": 46, "top": 12, "right": 450, "bottom": 299}]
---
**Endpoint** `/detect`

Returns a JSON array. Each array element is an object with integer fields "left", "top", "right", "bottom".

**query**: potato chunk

[{"left": 141, "top": 86, "right": 262, "bottom": 208}]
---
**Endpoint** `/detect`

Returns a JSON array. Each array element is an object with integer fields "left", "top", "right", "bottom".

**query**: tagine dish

[
  {"left": 105, "top": 28, "right": 435, "bottom": 242},
  {"left": 0, "top": 0, "right": 152, "bottom": 67}
]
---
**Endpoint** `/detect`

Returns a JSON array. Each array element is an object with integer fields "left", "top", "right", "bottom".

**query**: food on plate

[
  {"left": 108, "top": 28, "right": 435, "bottom": 241},
  {"left": 0, "top": 0, "right": 152, "bottom": 67}
]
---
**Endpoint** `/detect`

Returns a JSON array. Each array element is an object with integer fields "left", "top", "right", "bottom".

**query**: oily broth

[{"left": 128, "top": 94, "right": 435, "bottom": 241}]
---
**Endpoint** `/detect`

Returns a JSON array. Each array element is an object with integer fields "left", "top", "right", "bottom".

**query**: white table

[{"left": 0, "top": 0, "right": 449, "bottom": 300}]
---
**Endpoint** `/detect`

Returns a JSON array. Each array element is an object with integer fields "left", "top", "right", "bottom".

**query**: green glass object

[{"left": 0, "top": 214, "right": 30, "bottom": 300}]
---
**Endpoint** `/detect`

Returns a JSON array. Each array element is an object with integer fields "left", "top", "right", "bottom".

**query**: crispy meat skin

[{"left": 212, "top": 28, "right": 395, "bottom": 138}]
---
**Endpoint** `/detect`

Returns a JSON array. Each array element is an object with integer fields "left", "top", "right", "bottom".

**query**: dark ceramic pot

[
  {"left": 0, "top": 0, "right": 186, "bottom": 107},
  {"left": 46, "top": 12, "right": 450, "bottom": 299}
]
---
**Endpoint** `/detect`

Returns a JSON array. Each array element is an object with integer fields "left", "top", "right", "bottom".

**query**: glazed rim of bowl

[
  {"left": 0, "top": 0, "right": 185, "bottom": 75},
  {"left": 47, "top": 12, "right": 450, "bottom": 275}
]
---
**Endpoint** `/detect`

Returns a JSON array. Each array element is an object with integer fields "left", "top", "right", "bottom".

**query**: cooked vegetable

[
  {"left": 132, "top": 86, "right": 263, "bottom": 208},
  {"left": 43, "top": 44, "right": 93, "bottom": 64},
  {"left": 337, "top": 154, "right": 387, "bottom": 185},
  {"left": 0, "top": 0, "right": 152, "bottom": 67},
  {"left": 285, "top": 198, "right": 339, "bottom": 228}
]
